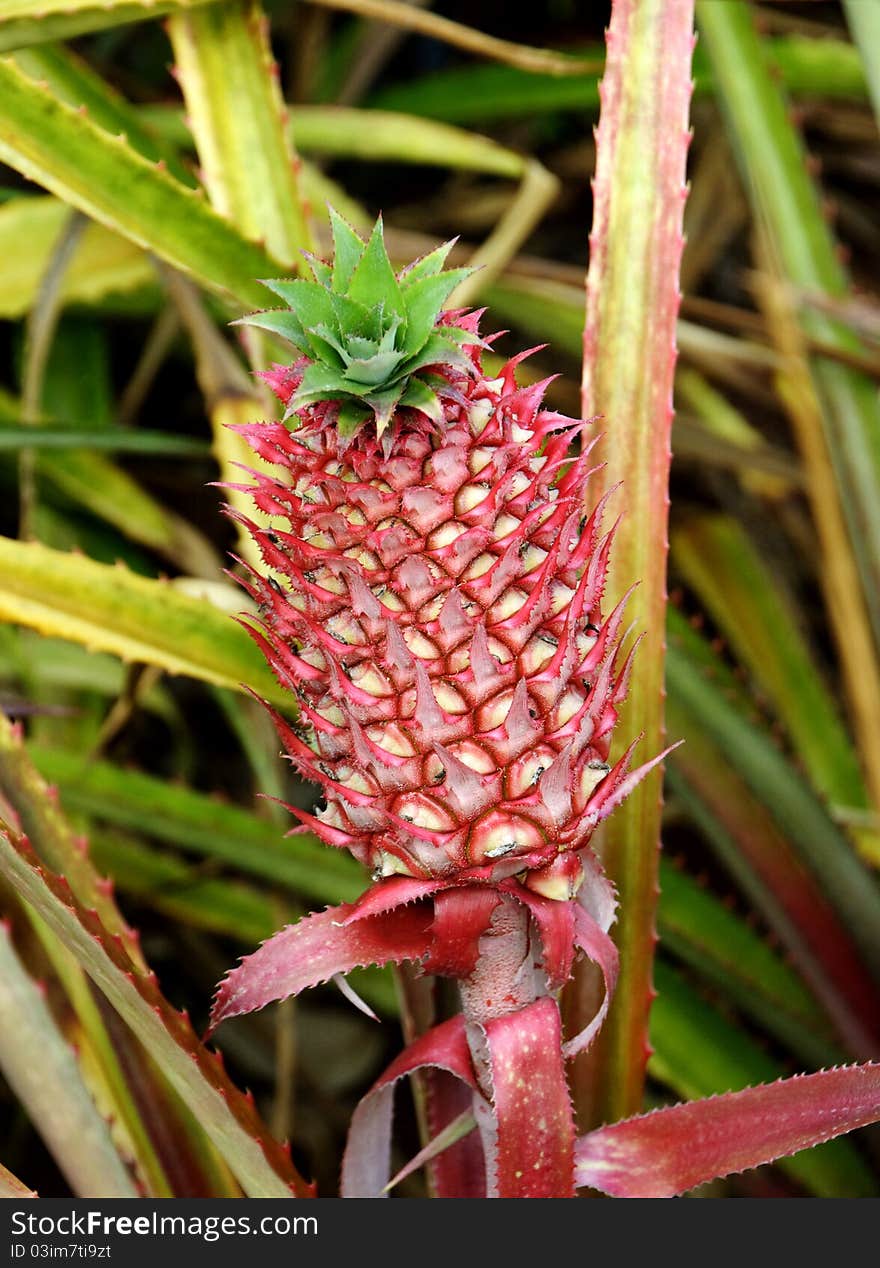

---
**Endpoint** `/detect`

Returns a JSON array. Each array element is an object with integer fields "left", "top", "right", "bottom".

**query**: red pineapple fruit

[{"left": 210, "top": 211, "right": 671, "bottom": 1197}]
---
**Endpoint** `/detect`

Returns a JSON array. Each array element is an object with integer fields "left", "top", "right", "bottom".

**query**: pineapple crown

[{"left": 239, "top": 209, "right": 479, "bottom": 438}]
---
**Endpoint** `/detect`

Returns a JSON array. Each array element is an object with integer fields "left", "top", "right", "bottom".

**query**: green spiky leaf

[
  {"left": 242, "top": 210, "right": 475, "bottom": 436},
  {"left": 235, "top": 307, "right": 308, "bottom": 350},
  {"left": 402, "top": 332, "right": 475, "bottom": 378},
  {"left": 287, "top": 362, "right": 355, "bottom": 411},
  {"left": 337, "top": 401, "right": 372, "bottom": 439},
  {"left": 305, "top": 253, "right": 332, "bottom": 286},
  {"left": 400, "top": 239, "right": 458, "bottom": 287},
  {"left": 329, "top": 206, "right": 367, "bottom": 291},
  {"left": 401, "top": 269, "right": 473, "bottom": 353},
  {"left": 399, "top": 377, "right": 444, "bottom": 424},
  {"left": 259, "top": 278, "right": 337, "bottom": 335},
  {"left": 347, "top": 216, "right": 401, "bottom": 310},
  {"left": 368, "top": 383, "right": 406, "bottom": 436}
]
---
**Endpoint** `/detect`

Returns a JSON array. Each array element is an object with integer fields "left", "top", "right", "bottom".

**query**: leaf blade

[
  {"left": 0, "top": 58, "right": 281, "bottom": 310},
  {"left": 0, "top": 824, "right": 311, "bottom": 1197},
  {"left": 569, "top": 0, "right": 695, "bottom": 1128},
  {"left": 0, "top": 921, "right": 137, "bottom": 1197},
  {"left": 166, "top": 0, "right": 313, "bottom": 268},
  {"left": 577, "top": 1061, "right": 880, "bottom": 1198},
  {"left": 698, "top": 0, "right": 880, "bottom": 655},
  {"left": 648, "top": 962, "right": 875, "bottom": 1198},
  {"left": 0, "top": 0, "right": 217, "bottom": 53},
  {"left": 0, "top": 536, "right": 288, "bottom": 707}
]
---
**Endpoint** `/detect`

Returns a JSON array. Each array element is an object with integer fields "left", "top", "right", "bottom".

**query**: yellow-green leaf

[
  {"left": 0, "top": 0, "right": 217, "bottom": 53},
  {"left": 0, "top": 536, "right": 288, "bottom": 706},
  {"left": 0, "top": 57, "right": 282, "bottom": 309},
  {"left": 0, "top": 823, "right": 310, "bottom": 1197},
  {"left": 167, "top": 0, "right": 313, "bottom": 267}
]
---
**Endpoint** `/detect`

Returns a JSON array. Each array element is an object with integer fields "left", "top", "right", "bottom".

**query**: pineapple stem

[{"left": 458, "top": 898, "right": 539, "bottom": 1027}]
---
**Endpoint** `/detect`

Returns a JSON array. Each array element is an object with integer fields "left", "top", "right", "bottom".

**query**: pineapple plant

[
  {"left": 3, "top": 3, "right": 880, "bottom": 1201},
  {"left": 2, "top": 0, "right": 880, "bottom": 1206},
  {"left": 210, "top": 211, "right": 669, "bottom": 1196}
]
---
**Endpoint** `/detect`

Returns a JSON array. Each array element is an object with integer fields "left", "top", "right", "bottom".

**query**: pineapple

[{"left": 211, "top": 212, "right": 667, "bottom": 1196}]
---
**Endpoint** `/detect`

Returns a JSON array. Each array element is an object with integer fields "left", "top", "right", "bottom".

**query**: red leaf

[
  {"left": 483, "top": 998, "right": 576, "bottom": 1198},
  {"left": 341, "top": 1016, "right": 478, "bottom": 1197},
  {"left": 426, "top": 888, "right": 501, "bottom": 977},
  {"left": 424, "top": 1069, "right": 486, "bottom": 1198},
  {"left": 209, "top": 901, "right": 433, "bottom": 1031},
  {"left": 516, "top": 887, "right": 577, "bottom": 988},
  {"left": 575, "top": 1064, "right": 880, "bottom": 1197},
  {"left": 343, "top": 874, "right": 444, "bottom": 921},
  {"left": 563, "top": 902, "right": 619, "bottom": 1058}
]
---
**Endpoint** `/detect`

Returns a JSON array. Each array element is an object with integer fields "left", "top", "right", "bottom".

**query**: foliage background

[{"left": 1, "top": 0, "right": 880, "bottom": 1198}]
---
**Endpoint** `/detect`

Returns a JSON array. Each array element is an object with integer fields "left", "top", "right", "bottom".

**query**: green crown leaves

[{"left": 241, "top": 209, "right": 477, "bottom": 438}]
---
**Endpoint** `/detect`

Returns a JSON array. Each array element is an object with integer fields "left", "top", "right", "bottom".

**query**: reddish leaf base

[
  {"left": 210, "top": 867, "right": 618, "bottom": 1037},
  {"left": 341, "top": 999, "right": 576, "bottom": 1198},
  {"left": 212, "top": 866, "right": 617, "bottom": 1197},
  {"left": 210, "top": 868, "right": 880, "bottom": 1198},
  {"left": 341, "top": 1009, "right": 880, "bottom": 1198},
  {"left": 424, "top": 1067, "right": 487, "bottom": 1198}
]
